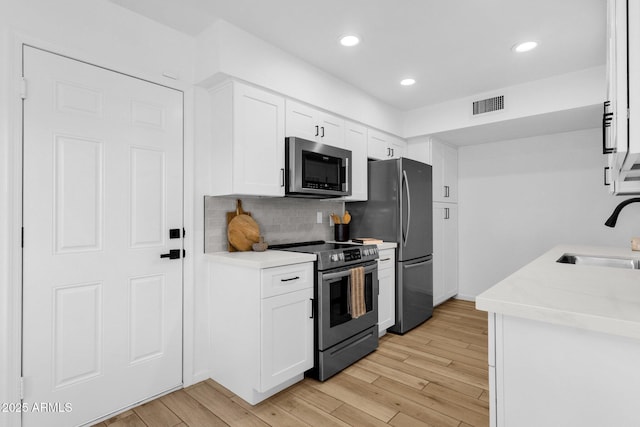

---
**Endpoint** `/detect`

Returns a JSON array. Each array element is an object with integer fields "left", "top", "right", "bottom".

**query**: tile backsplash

[{"left": 204, "top": 197, "right": 345, "bottom": 252}]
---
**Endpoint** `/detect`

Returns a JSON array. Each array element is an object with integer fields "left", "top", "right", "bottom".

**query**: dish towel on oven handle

[{"left": 349, "top": 266, "right": 366, "bottom": 318}]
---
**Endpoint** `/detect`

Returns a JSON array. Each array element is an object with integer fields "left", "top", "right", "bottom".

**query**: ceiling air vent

[{"left": 473, "top": 95, "right": 504, "bottom": 115}]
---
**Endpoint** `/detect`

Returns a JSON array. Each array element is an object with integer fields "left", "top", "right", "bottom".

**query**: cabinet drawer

[
  {"left": 377, "top": 249, "right": 396, "bottom": 271},
  {"left": 261, "top": 263, "right": 313, "bottom": 298}
]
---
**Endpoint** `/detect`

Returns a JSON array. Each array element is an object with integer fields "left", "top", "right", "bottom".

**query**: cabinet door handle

[
  {"left": 315, "top": 125, "right": 319, "bottom": 137},
  {"left": 604, "top": 166, "right": 611, "bottom": 186},
  {"left": 281, "top": 276, "right": 300, "bottom": 282},
  {"left": 444, "top": 207, "right": 450, "bottom": 220},
  {"left": 280, "top": 168, "right": 285, "bottom": 187},
  {"left": 309, "top": 298, "right": 314, "bottom": 319},
  {"left": 391, "top": 148, "right": 395, "bottom": 157},
  {"left": 602, "top": 101, "right": 615, "bottom": 154},
  {"left": 321, "top": 126, "right": 325, "bottom": 137}
]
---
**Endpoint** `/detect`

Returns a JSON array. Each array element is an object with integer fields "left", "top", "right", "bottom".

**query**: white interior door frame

[{"left": 1, "top": 34, "right": 196, "bottom": 427}]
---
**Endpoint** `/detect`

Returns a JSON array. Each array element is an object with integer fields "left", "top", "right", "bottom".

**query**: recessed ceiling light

[
  {"left": 339, "top": 35, "right": 360, "bottom": 47},
  {"left": 512, "top": 41, "right": 538, "bottom": 53},
  {"left": 400, "top": 78, "right": 416, "bottom": 86}
]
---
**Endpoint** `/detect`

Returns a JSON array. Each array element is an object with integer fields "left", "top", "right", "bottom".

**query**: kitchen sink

[{"left": 556, "top": 253, "right": 640, "bottom": 269}]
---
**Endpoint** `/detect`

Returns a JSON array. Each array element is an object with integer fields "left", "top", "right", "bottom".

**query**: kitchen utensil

[
  {"left": 334, "top": 224, "right": 350, "bottom": 242},
  {"left": 331, "top": 213, "right": 341, "bottom": 224},
  {"left": 226, "top": 199, "right": 260, "bottom": 252},
  {"left": 252, "top": 236, "right": 268, "bottom": 252},
  {"left": 343, "top": 211, "right": 351, "bottom": 224}
]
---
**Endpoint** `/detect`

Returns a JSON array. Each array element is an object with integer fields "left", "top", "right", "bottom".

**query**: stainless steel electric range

[{"left": 270, "top": 241, "right": 379, "bottom": 381}]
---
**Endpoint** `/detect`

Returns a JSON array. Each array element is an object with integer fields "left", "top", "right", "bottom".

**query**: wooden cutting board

[{"left": 226, "top": 200, "right": 260, "bottom": 252}]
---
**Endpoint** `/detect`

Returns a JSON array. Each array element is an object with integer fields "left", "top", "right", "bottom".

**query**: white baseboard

[{"left": 454, "top": 294, "right": 476, "bottom": 302}]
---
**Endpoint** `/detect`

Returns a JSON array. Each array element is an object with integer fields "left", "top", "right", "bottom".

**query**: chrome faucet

[{"left": 605, "top": 197, "right": 640, "bottom": 227}]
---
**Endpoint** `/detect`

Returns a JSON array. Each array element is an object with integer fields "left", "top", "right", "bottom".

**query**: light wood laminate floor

[{"left": 95, "top": 299, "right": 489, "bottom": 427}]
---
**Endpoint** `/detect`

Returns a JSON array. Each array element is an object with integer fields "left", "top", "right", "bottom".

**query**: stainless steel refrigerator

[{"left": 347, "top": 157, "right": 433, "bottom": 334}]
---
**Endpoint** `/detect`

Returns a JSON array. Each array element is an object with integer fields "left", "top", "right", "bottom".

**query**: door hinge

[
  {"left": 19, "top": 377, "right": 24, "bottom": 399},
  {"left": 19, "top": 77, "right": 27, "bottom": 100}
]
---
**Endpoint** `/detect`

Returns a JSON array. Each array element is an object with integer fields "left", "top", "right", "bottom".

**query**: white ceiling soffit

[
  {"left": 432, "top": 105, "right": 603, "bottom": 146},
  {"left": 109, "top": 0, "right": 218, "bottom": 36},
  {"left": 108, "top": 0, "right": 605, "bottom": 112}
]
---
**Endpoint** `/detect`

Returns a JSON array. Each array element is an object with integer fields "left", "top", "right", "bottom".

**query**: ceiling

[{"left": 110, "top": 0, "right": 606, "bottom": 112}]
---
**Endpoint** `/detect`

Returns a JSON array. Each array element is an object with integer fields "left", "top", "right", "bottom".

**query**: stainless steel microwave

[{"left": 285, "top": 136, "right": 351, "bottom": 198}]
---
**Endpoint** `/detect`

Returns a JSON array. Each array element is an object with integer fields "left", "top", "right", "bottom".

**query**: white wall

[
  {"left": 405, "top": 66, "right": 605, "bottom": 138},
  {"left": 458, "top": 128, "right": 640, "bottom": 299},
  {"left": 195, "top": 20, "right": 405, "bottom": 136}
]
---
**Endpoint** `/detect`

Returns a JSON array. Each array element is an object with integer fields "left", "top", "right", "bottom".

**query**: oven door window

[
  {"left": 328, "top": 272, "right": 374, "bottom": 327},
  {"left": 302, "top": 151, "right": 342, "bottom": 191}
]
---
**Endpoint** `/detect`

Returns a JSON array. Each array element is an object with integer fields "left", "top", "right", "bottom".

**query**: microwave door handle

[
  {"left": 402, "top": 170, "right": 411, "bottom": 247},
  {"left": 346, "top": 157, "right": 349, "bottom": 192}
]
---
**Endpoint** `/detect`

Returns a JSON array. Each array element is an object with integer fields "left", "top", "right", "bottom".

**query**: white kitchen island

[{"left": 476, "top": 245, "right": 640, "bottom": 427}]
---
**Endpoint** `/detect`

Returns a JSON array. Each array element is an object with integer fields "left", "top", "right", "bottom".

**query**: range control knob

[{"left": 330, "top": 254, "right": 339, "bottom": 262}]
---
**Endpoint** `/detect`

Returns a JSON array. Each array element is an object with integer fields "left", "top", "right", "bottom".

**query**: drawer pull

[
  {"left": 378, "top": 258, "right": 391, "bottom": 262},
  {"left": 281, "top": 276, "right": 300, "bottom": 282}
]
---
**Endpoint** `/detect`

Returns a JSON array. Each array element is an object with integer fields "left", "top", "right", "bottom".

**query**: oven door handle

[{"left": 321, "top": 263, "right": 377, "bottom": 280}]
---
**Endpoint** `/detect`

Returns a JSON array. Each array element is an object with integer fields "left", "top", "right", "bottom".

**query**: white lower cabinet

[
  {"left": 377, "top": 248, "right": 396, "bottom": 335},
  {"left": 209, "top": 261, "right": 314, "bottom": 405},
  {"left": 489, "top": 313, "right": 640, "bottom": 426},
  {"left": 433, "top": 202, "right": 458, "bottom": 305}
]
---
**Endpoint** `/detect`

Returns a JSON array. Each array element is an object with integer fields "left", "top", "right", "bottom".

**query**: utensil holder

[{"left": 334, "top": 224, "right": 350, "bottom": 242}]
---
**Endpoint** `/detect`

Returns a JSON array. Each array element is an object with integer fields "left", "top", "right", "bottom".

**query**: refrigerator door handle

[
  {"left": 403, "top": 258, "right": 432, "bottom": 269},
  {"left": 402, "top": 169, "right": 411, "bottom": 247}
]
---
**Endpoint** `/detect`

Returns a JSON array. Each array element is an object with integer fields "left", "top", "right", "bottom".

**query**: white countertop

[
  {"left": 476, "top": 245, "right": 640, "bottom": 340},
  {"left": 330, "top": 240, "right": 398, "bottom": 250},
  {"left": 375, "top": 242, "right": 397, "bottom": 250},
  {"left": 206, "top": 250, "right": 316, "bottom": 269}
]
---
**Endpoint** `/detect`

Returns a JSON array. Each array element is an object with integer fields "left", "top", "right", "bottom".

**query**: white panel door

[
  {"left": 22, "top": 46, "right": 183, "bottom": 427},
  {"left": 260, "top": 288, "right": 314, "bottom": 392},
  {"left": 432, "top": 203, "right": 458, "bottom": 306}
]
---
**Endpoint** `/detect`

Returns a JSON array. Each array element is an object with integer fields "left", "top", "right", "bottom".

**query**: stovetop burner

[{"left": 270, "top": 240, "right": 378, "bottom": 270}]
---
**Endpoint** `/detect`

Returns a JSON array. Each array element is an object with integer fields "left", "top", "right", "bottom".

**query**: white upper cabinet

[
  {"left": 343, "top": 121, "right": 368, "bottom": 201},
  {"left": 406, "top": 136, "right": 432, "bottom": 165},
  {"left": 390, "top": 135, "right": 407, "bottom": 159},
  {"left": 605, "top": 0, "right": 640, "bottom": 194},
  {"left": 368, "top": 129, "right": 407, "bottom": 160},
  {"left": 209, "top": 81, "right": 285, "bottom": 197},
  {"left": 286, "top": 100, "right": 345, "bottom": 148},
  {"left": 432, "top": 139, "right": 458, "bottom": 203}
]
